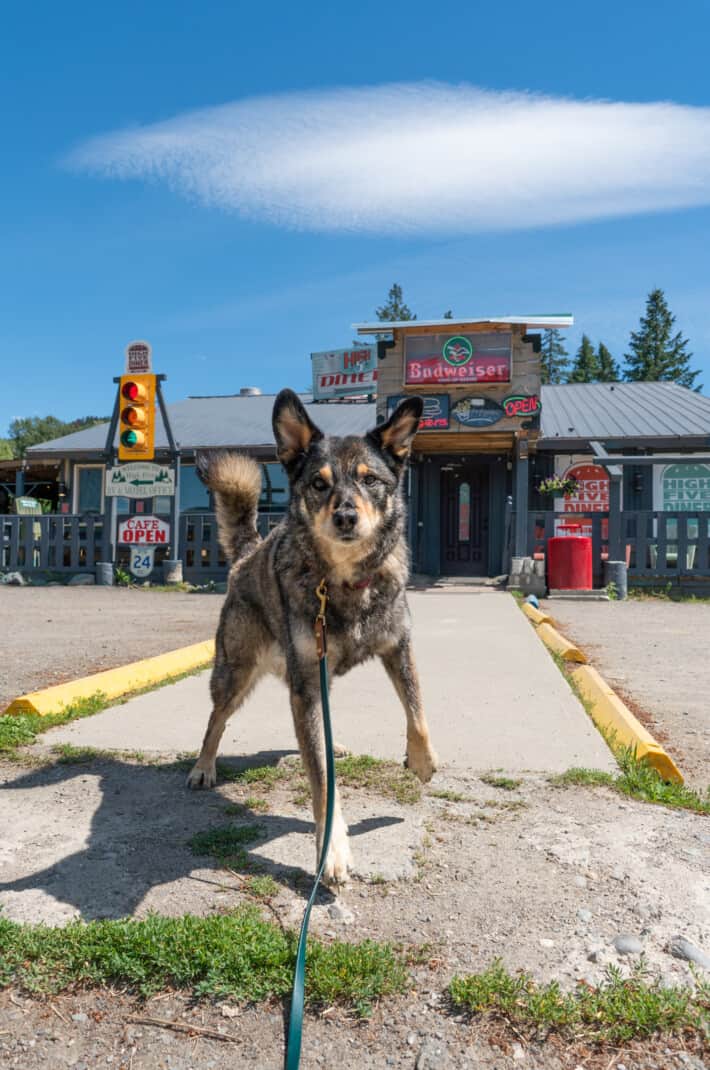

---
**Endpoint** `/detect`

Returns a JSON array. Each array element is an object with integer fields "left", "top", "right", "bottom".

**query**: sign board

[
  {"left": 405, "top": 332, "right": 511, "bottom": 386},
  {"left": 106, "top": 463, "right": 175, "bottom": 498},
  {"left": 387, "top": 394, "right": 449, "bottom": 430},
  {"left": 503, "top": 394, "right": 541, "bottom": 418},
  {"left": 128, "top": 547, "right": 155, "bottom": 578},
  {"left": 125, "top": 340, "right": 152, "bottom": 374},
  {"left": 118, "top": 515, "right": 170, "bottom": 545},
  {"left": 311, "top": 346, "right": 377, "bottom": 400},
  {"left": 655, "top": 462, "right": 710, "bottom": 512},
  {"left": 451, "top": 396, "right": 504, "bottom": 428},
  {"left": 554, "top": 459, "right": 612, "bottom": 538}
]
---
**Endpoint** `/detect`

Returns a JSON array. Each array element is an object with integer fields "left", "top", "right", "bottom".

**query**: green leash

[{"left": 284, "top": 580, "right": 335, "bottom": 1070}]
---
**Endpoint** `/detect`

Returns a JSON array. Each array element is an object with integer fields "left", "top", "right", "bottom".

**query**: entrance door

[{"left": 440, "top": 463, "right": 489, "bottom": 576}]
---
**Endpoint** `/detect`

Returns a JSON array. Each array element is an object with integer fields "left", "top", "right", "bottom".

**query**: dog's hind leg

[
  {"left": 381, "top": 636, "right": 438, "bottom": 783},
  {"left": 289, "top": 681, "right": 352, "bottom": 885},
  {"left": 186, "top": 655, "right": 261, "bottom": 790}
]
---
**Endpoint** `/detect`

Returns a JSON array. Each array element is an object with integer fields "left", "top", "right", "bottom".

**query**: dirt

[
  {"left": 1, "top": 752, "right": 708, "bottom": 1069},
  {"left": 0, "top": 587, "right": 224, "bottom": 711},
  {"left": 547, "top": 600, "right": 710, "bottom": 788}
]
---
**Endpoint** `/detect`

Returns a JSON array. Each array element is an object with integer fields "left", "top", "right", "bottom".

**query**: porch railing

[
  {"left": 527, "top": 509, "right": 710, "bottom": 585},
  {"left": 178, "top": 512, "right": 283, "bottom": 582},
  {"left": 1, "top": 514, "right": 104, "bottom": 573}
]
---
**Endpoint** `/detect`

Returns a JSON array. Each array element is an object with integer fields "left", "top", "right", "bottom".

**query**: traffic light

[{"left": 118, "top": 374, "right": 156, "bottom": 460}]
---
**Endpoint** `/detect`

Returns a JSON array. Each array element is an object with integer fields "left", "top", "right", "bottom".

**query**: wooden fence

[{"left": 1, "top": 514, "right": 104, "bottom": 574}]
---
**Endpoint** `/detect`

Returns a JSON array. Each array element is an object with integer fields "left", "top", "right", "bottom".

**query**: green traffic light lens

[{"left": 121, "top": 429, "right": 138, "bottom": 447}]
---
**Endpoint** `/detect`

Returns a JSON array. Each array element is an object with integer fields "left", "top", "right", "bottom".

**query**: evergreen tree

[
  {"left": 568, "top": 334, "right": 600, "bottom": 383},
  {"left": 624, "top": 288, "right": 700, "bottom": 389},
  {"left": 8, "top": 415, "right": 107, "bottom": 458},
  {"left": 596, "top": 342, "right": 620, "bottom": 382},
  {"left": 442, "top": 309, "right": 453, "bottom": 319},
  {"left": 540, "top": 328, "right": 570, "bottom": 384},
  {"left": 376, "top": 283, "right": 416, "bottom": 322}
]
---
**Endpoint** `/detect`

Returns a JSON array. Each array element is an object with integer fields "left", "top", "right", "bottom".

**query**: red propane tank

[{"left": 547, "top": 535, "right": 592, "bottom": 590}]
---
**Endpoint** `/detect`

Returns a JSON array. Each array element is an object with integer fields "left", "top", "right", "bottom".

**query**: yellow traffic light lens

[{"left": 121, "top": 405, "right": 146, "bottom": 427}]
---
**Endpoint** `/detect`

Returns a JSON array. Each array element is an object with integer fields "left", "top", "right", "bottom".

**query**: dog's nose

[{"left": 333, "top": 506, "right": 358, "bottom": 531}]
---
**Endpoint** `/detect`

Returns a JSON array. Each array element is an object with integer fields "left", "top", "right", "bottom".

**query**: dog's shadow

[{"left": 0, "top": 751, "right": 404, "bottom": 921}]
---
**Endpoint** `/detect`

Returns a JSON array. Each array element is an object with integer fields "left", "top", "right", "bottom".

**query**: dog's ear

[
  {"left": 366, "top": 397, "right": 423, "bottom": 469},
  {"left": 272, "top": 389, "right": 324, "bottom": 471}
]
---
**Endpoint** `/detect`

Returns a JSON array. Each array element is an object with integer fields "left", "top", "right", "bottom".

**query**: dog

[{"left": 187, "top": 389, "right": 438, "bottom": 884}]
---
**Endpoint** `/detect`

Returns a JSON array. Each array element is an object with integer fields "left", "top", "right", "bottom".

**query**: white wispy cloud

[{"left": 68, "top": 82, "right": 710, "bottom": 234}]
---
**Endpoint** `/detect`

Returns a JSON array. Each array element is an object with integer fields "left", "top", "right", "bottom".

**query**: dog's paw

[
  {"left": 186, "top": 762, "right": 217, "bottom": 790},
  {"left": 318, "top": 816, "right": 352, "bottom": 887},
  {"left": 333, "top": 741, "right": 351, "bottom": 758},
  {"left": 405, "top": 742, "right": 439, "bottom": 784}
]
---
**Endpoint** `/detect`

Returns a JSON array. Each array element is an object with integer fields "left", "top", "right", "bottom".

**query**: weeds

[
  {"left": 189, "top": 823, "right": 267, "bottom": 869},
  {"left": 449, "top": 958, "right": 710, "bottom": 1043},
  {"left": 429, "top": 789, "right": 467, "bottom": 802},
  {"left": 335, "top": 754, "right": 421, "bottom": 805},
  {"left": 480, "top": 774, "right": 523, "bottom": 792},
  {"left": 0, "top": 906, "right": 408, "bottom": 1013},
  {"left": 0, "top": 694, "right": 106, "bottom": 755},
  {"left": 551, "top": 748, "right": 710, "bottom": 815}
]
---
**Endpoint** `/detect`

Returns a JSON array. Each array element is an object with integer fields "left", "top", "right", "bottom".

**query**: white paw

[
  {"left": 318, "top": 814, "right": 352, "bottom": 887},
  {"left": 405, "top": 742, "right": 439, "bottom": 784},
  {"left": 186, "top": 761, "right": 217, "bottom": 790}
]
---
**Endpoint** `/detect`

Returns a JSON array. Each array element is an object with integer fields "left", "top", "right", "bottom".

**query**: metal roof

[
  {"left": 354, "top": 315, "right": 574, "bottom": 333},
  {"left": 26, "top": 394, "right": 377, "bottom": 459},
  {"left": 540, "top": 382, "right": 710, "bottom": 448}
]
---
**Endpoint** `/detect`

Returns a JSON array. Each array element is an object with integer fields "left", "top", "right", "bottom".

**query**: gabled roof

[
  {"left": 26, "top": 394, "right": 377, "bottom": 459},
  {"left": 354, "top": 315, "right": 574, "bottom": 333},
  {"left": 540, "top": 382, "right": 710, "bottom": 448}
]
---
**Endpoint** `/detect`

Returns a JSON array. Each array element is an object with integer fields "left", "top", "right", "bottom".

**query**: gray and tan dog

[{"left": 187, "top": 389, "right": 438, "bottom": 884}]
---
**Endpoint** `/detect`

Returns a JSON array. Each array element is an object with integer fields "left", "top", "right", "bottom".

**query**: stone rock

[
  {"left": 512, "top": 1042, "right": 526, "bottom": 1060},
  {"left": 68, "top": 573, "right": 95, "bottom": 586},
  {"left": 668, "top": 935, "right": 710, "bottom": 969},
  {"left": 612, "top": 934, "right": 643, "bottom": 955},
  {"left": 416, "top": 1037, "right": 449, "bottom": 1069},
  {"left": 539, "top": 938, "right": 555, "bottom": 948},
  {"left": 328, "top": 902, "right": 354, "bottom": 924},
  {"left": 1, "top": 571, "right": 25, "bottom": 586},
  {"left": 577, "top": 908, "right": 592, "bottom": 924},
  {"left": 71, "top": 1012, "right": 88, "bottom": 1022}
]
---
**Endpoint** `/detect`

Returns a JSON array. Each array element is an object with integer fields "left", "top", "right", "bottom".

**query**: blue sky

[{"left": 2, "top": 0, "right": 710, "bottom": 431}]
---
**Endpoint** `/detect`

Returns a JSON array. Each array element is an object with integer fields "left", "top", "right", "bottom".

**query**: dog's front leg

[
  {"left": 289, "top": 679, "right": 352, "bottom": 886},
  {"left": 381, "top": 636, "right": 439, "bottom": 783}
]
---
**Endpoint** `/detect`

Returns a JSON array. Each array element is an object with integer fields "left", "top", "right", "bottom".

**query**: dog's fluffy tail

[{"left": 196, "top": 451, "right": 262, "bottom": 564}]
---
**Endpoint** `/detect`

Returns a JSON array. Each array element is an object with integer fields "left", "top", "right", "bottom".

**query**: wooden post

[{"left": 514, "top": 434, "right": 529, "bottom": 557}]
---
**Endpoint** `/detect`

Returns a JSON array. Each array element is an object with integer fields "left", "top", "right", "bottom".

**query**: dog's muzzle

[{"left": 332, "top": 505, "right": 358, "bottom": 537}]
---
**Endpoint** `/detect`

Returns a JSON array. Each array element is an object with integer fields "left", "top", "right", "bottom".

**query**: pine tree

[
  {"left": 596, "top": 342, "right": 620, "bottom": 382},
  {"left": 568, "top": 334, "right": 600, "bottom": 383},
  {"left": 376, "top": 284, "right": 416, "bottom": 322},
  {"left": 540, "top": 328, "right": 570, "bottom": 384},
  {"left": 442, "top": 309, "right": 453, "bottom": 319},
  {"left": 624, "top": 289, "right": 700, "bottom": 389}
]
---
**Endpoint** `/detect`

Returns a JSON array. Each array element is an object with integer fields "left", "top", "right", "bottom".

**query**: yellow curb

[
  {"left": 4, "top": 640, "right": 215, "bottom": 717},
  {"left": 536, "top": 622, "right": 587, "bottom": 663},
  {"left": 570, "top": 664, "right": 683, "bottom": 784},
  {"left": 522, "top": 603, "right": 552, "bottom": 626}
]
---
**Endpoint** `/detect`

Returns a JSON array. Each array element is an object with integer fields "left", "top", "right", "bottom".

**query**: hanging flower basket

[{"left": 537, "top": 476, "right": 580, "bottom": 499}]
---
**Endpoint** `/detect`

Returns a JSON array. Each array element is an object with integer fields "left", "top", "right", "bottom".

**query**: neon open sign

[{"left": 502, "top": 394, "right": 541, "bottom": 418}]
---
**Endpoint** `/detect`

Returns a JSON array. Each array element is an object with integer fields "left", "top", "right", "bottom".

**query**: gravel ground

[
  {"left": 0, "top": 587, "right": 224, "bottom": 711},
  {"left": 1, "top": 754, "right": 708, "bottom": 1068},
  {"left": 547, "top": 599, "right": 710, "bottom": 788}
]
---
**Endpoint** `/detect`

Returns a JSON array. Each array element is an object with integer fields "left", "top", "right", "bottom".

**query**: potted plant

[{"left": 537, "top": 476, "right": 580, "bottom": 499}]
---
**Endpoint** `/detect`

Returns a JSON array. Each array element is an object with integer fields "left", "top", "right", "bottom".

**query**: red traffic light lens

[{"left": 121, "top": 380, "right": 146, "bottom": 402}]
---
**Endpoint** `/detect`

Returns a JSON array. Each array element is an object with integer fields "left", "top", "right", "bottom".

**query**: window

[
  {"left": 180, "top": 465, "right": 210, "bottom": 513},
  {"left": 458, "top": 482, "right": 470, "bottom": 542},
  {"left": 261, "top": 463, "right": 289, "bottom": 512},
  {"left": 75, "top": 467, "right": 103, "bottom": 514}
]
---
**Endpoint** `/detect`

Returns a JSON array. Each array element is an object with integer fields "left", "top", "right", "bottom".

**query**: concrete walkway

[{"left": 49, "top": 592, "right": 614, "bottom": 774}]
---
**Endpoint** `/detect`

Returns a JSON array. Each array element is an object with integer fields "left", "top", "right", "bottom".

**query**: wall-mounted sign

[
  {"left": 554, "top": 460, "right": 611, "bottom": 538},
  {"left": 125, "top": 340, "right": 152, "bottom": 374},
  {"left": 451, "top": 396, "right": 504, "bottom": 428},
  {"left": 118, "top": 515, "right": 170, "bottom": 545},
  {"left": 106, "top": 463, "right": 175, "bottom": 498},
  {"left": 387, "top": 394, "right": 449, "bottom": 430},
  {"left": 503, "top": 394, "right": 541, "bottom": 418},
  {"left": 656, "top": 462, "right": 710, "bottom": 512},
  {"left": 405, "top": 332, "right": 511, "bottom": 386},
  {"left": 311, "top": 346, "right": 377, "bottom": 400}
]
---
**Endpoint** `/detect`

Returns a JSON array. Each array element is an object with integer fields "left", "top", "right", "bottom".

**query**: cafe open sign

[
  {"left": 405, "top": 332, "right": 511, "bottom": 386},
  {"left": 117, "top": 516, "right": 170, "bottom": 545}
]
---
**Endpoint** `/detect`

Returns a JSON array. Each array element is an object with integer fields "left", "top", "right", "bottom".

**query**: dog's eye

[
  {"left": 312, "top": 476, "right": 328, "bottom": 491},
  {"left": 363, "top": 474, "right": 378, "bottom": 486}
]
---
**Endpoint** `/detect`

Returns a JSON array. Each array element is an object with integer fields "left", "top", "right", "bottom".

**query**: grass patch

[
  {"left": 551, "top": 749, "right": 710, "bottom": 815},
  {"left": 335, "top": 754, "right": 421, "bottom": 805},
  {"left": 243, "top": 874, "right": 280, "bottom": 899},
  {"left": 52, "top": 743, "right": 108, "bottom": 765},
  {"left": 0, "top": 905, "right": 408, "bottom": 1013},
  {"left": 217, "top": 760, "right": 288, "bottom": 788},
  {"left": 429, "top": 789, "right": 467, "bottom": 802},
  {"left": 480, "top": 774, "right": 523, "bottom": 792},
  {"left": 449, "top": 959, "right": 710, "bottom": 1043},
  {"left": 189, "top": 823, "right": 267, "bottom": 869}
]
